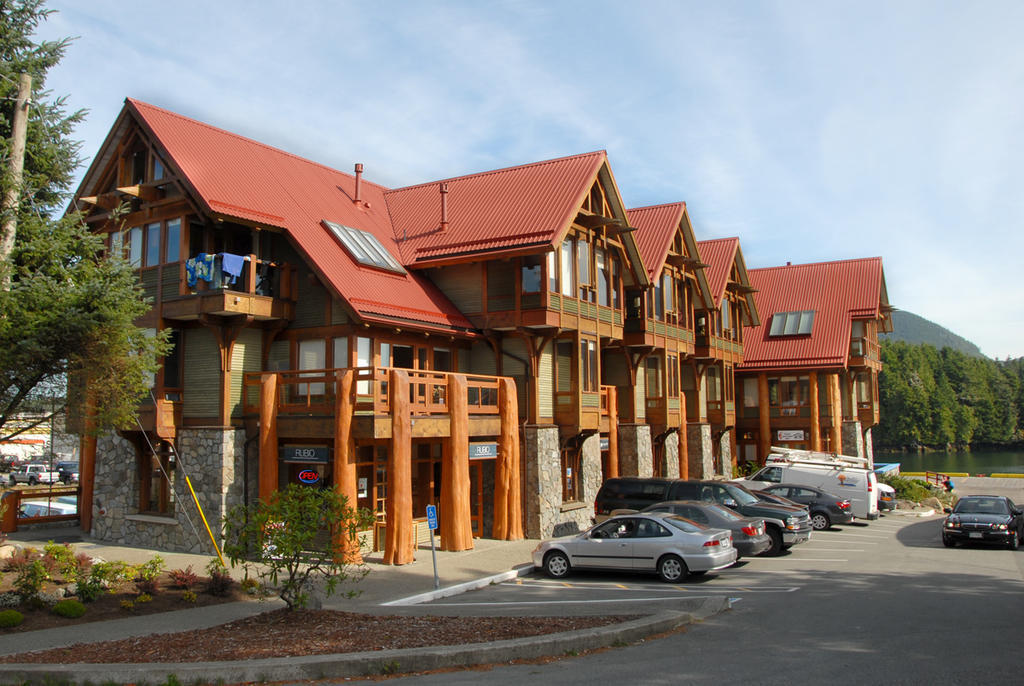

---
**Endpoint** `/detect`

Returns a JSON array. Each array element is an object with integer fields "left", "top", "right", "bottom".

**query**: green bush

[
  {"left": 13, "top": 559, "right": 50, "bottom": 605},
  {"left": 0, "top": 609, "right": 24, "bottom": 628},
  {"left": 881, "top": 474, "right": 936, "bottom": 502},
  {"left": 52, "top": 598, "right": 87, "bottom": 618}
]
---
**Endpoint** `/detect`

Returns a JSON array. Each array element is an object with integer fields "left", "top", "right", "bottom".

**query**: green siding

[
  {"left": 330, "top": 297, "right": 349, "bottom": 325},
  {"left": 469, "top": 342, "right": 496, "bottom": 376},
  {"left": 269, "top": 340, "right": 290, "bottom": 371},
  {"left": 635, "top": 368, "right": 646, "bottom": 420},
  {"left": 429, "top": 264, "right": 482, "bottom": 313},
  {"left": 183, "top": 328, "right": 220, "bottom": 418},
  {"left": 160, "top": 266, "right": 179, "bottom": 301},
  {"left": 230, "top": 329, "right": 263, "bottom": 417},
  {"left": 293, "top": 267, "right": 326, "bottom": 328},
  {"left": 140, "top": 270, "right": 159, "bottom": 304},
  {"left": 486, "top": 262, "right": 515, "bottom": 312},
  {"left": 538, "top": 341, "right": 553, "bottom": 419}
]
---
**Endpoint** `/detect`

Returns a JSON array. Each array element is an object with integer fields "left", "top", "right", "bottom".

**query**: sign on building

[
  {"left": 280, "top": 446, "right": 330, "bottom": 463},
  {"left": 777, "top": 430, "right": 805, "bottom": 442},
  {"left": 469, "top": 442, "right": 498, "bottom": 459}
]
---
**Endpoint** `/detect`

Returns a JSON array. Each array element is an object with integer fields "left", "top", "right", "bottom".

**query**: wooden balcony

[
  {"left": 644, "top": 394, "right": 683, "bottom": 431},
  {"left": 242, "top": 367, "right": 504, "bottom": 440},
  {"left": 694, "top": 332, "right": 743, "bottom": 364},
  {"left": 848, "top": 338, "right": 881, "bottom": 369},
  {"left": 623, "top": 314, "right": 695, "bottom": 352},
  {"left": 707, "top": 399, "right": 736, "bottom": 430},
  {"left": 161, "top": 253, "right": 295, "bottom": 322}
]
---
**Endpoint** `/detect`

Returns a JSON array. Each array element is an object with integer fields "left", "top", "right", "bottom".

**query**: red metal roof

[
  {"left": 739, "top": 257, "right": 887, "bottom": 370},
  {"left": 695, "top": 238, "right": 740, "bottom": 308},
  {"left": 384, "top": 152, "right": 606, "bottom": 265},
  {"left": 125, "top": 99, "right": 474, "bottom": 331},
  {"left": 628, "top": 203, "right": 685, "bottom": 280}
]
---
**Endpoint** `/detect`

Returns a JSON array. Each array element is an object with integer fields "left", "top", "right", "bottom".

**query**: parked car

[
  {"left": 56, "top": 460, "right": 79, "bottom": 484},
  {"left": 876, "top": 482, "right": 897, "bottom": 511},
  {"left": 0, "top": 454, "right": 18, "bottom": 472},
  {"left": 594, "top": 478, "right": 811, "bottom": 556},
  {"left": 749, "top": 488, "right": 807, "bottom": 511},
  {"left": 18, "top": 499, "right": 78, "bottom": 517},
  {"left": 760, "top": 484, "right": 855, "bottom": 530},
  {"left": 942, "top": 495, "right": 1023, "bottom": 550},
  {"left": 641, "top": 500, "right": 771, "bottom": 558},
  {"left": 532, "top": 512, "right": 736, "bottom": 582},
  {"left": 7, "top": 463, "right": 60, "bottom": 486}
]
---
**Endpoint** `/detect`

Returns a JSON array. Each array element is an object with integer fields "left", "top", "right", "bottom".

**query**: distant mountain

[{"left": 880, "top": 311, "right": 986, "bottom": 358}]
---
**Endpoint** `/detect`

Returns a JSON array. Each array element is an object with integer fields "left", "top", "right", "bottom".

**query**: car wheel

[
  {"left": 810, "top": 512, "right": 831, "bottom": 531},
  {"left": 657, "top": 554, "right": 688, "bottom": 582},
  {"left": 942, "top": 535, "right": 956, "bottom": 548},
  {"left": 543, "top": 550, "right": 571, "bottom": 579},
  {"left": 762, "top": 527, "right": 783, "bottom": 556},
  {"left": 28, "top": 476, "right": 38, "bottom": 486}
]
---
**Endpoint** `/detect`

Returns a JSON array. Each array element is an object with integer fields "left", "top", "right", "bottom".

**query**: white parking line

[
  {"left": 814, "top": 532, "right": 889, "bottom": 539},
  {"left": 507, "top": 579, "right": 797, "bottom": 593},
  {"left": 748, "top": 557, "right": 849, "bottom": 562}
]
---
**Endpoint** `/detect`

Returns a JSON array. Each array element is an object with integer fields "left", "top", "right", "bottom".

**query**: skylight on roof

[
  {"left": 323, "top": 220, "right": 406, "bottom": 275},
  {"left": 769, "top": 310, "right": 815, "bottom": 336}
]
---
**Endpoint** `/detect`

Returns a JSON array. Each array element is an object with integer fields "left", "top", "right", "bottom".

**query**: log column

[
  {"left": 677, "top": 381, "right": 688, "bottom": 478},
  {"left": 79, "top": 398, "right": 97, "bottom": 533},
  {"left": 258, "top": 373, "right": 279, "bottom": 502},
  {"left": 333, "top": 369, "right": 361, "bottom": 562},
  {"left": 606, "top": 386, "right": 619, "bottom": 479},
  {"left": 809, "top": 372, "right": 821, "bottom": 451},
  {"left": 441, "top": 374, "right": 473, "bottom": 551},
  {"left": 493, "top": 377, "right": 523, "bottom": 540},
  {"left": 384, "top": 369, "right": 414, "bottom": 565},
  {"left": 828, "top": 373, "right": 843, "bottom": 452},
  {"left": 758, "top": 373, "right": 771, "bottom": 463}
]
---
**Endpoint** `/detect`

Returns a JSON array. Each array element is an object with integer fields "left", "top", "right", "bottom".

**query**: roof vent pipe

[
  {"left": 354, "top": 163, "right": 363, "bottom": 204},
  {"left": 440, "top": 182, "right": 449, "bottom": 232}
]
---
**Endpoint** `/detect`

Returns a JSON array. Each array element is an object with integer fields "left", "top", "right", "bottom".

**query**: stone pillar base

[
  {"left": 686, "top": 423, "right": 713, "bottom": 478},
  {"left": 662, "top": 432, "right": 680, "bottom": 478},
  {"left": 841, "top": 420, "right": 865, "bottom": 459},
  {"left": 617, "top": 424, "right": 653, "bottom": 477}
]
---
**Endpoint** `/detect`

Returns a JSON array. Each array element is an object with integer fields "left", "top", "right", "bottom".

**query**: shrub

[
  {"left": 169, "top": 566, "right": 199, "bottom": 590},
  {"left": 119, "top": 599, "right": 135, "bottom": 612},
  {"left": 881, "top": 474, "right": 936, "bottom": 503},
  {"left": 136, "top": 593, "right": 152, "bottom": 603},
  {"left": 52, "top": 598, "right": 87, "bottom": 618},
  {"left": 182, "top": 590, "right": 197, "bottom": 603},
  {"left": 4, "top": 546, "right": 41, "bottom": 572},
  {"left": 0, "top": 609, "right": 24, "bottom": 628},
  {"left": 13, "top": 559, "right": 50, "bottom": 605},
  {"left": 205, "top": 560, "right": 233, "bottom": 597},
  {"left": 134, "top": 555, "right": 165, "bottom": 594},
  {"left": 222, "top": 483, "right": 373, "bottom": 610}
]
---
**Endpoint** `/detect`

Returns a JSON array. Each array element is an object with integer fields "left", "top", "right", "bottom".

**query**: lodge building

[{"left": 68, "top": 99, "right": 886, "bottom": 561}]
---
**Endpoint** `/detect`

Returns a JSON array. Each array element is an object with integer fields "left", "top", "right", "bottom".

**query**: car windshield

[
  {"left": 706, "top": 504, "right": 743, "bottom": 521},
  {"left": 723, "top": 484, "right": 759, "bottom": 505},
  {"left": 663, "top": 515, "right": 706, "bottom": 533},
  {"left": 954, "top": 498, "right": 1009, "bottom": 515}
]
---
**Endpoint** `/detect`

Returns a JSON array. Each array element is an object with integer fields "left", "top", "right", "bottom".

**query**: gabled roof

[
  {"left": 695, "top": 237, "right": 758, "bottom": 321},
  {"left": 739, "top": 257, "right": 889, "bottom": 371},
  {"left": 386, "top": 152, "right": 605, "bottom": 265},
  {"left": 82, "top": 99, "right": 474, "bottom": 332},
  {"left": 627, "top": 202, "right": 713, "bottom": 309}
]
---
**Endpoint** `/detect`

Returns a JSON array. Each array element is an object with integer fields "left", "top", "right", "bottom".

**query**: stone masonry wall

[
  {"left": 842, "top": 420, "right": 865, "bottom": 460},
  {"left": 617, "top": 424, "right": 653, "bottom": 477},
  {"left": 663, "top": 432, "right": 680, "bottom": 478},
  {"left": 687, "top": 423, "right": 713, "bottom": 478},
  {"left": 90, "top": 428, "right": 249, "bottom": 554},
  {"left": 522, "top": 427, "right": 601, "bottom": 539}
]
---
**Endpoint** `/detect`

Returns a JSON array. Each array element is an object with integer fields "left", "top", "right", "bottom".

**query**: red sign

[{"left": 297, "top": 469, "right": 320, "bottom": 485}]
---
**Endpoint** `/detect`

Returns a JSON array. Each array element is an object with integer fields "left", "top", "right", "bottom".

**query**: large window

[
  {"left": 356, "top": 337, "right": 372, "bottom": 393},
  {"left": 298, "top": 339, "right": 326, "bottom": 396},
  {"left": 145, "top": 222, "right": 161, "bottom": 267},
  {"left": 560, "top": 240, "right": 574, "bottom": 296},
  {"left": 768, "top": 375, "right": 810, "bottom": 413},
  {"left": 667, "top": 354, "right": 679, "bottom": 397},
  {"left": 126, "top": 226, "right": 142, "bottom": 267},
  {"left": 165, "top": 219, "right": 181, "bottom": 263},
  {"left": 324, "top": 220, "right": 406, "bottom": 274},
  {"left": 577, "top": 239, "right": 592, "bottom": 301},
  {"left": 521, "top": 255, "right": 542, "bottom": 293},
  {"left": 596, "top": 248, "right": 609, "bottom": 306},
  {"left": 769, "top": 310, "right": 815, "bottom": 337},
  {"left": 646, "top": 355, "right": 662, "bottom": 397},
  {"left": 562, "top": 448, "right": 581, "bottom": 502},
  {"left": 138, "top": 442, "right": 175, "bottom": 516},
  {"left": 163, "top": 329, "right": 182, "bottom": 401}
]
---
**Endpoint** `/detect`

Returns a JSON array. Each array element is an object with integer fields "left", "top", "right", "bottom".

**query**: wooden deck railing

[{"left": 243, "top": 367, "right": 502, "bottom": 417}]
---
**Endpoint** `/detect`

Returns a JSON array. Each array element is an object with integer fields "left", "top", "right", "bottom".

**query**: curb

[
  {"left": 889, "top": 508, "right": 936, "bottom": 517},
  {"left": 380, "top": 562, "right": 535, "bottom": 606},
  {"left": 0, "top": 597, "right": 731, "bottom": 684}
]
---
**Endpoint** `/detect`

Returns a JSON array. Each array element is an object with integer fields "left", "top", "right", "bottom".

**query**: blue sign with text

[{"left": 426, "top": 504, "right": 438, "bottom": 530}]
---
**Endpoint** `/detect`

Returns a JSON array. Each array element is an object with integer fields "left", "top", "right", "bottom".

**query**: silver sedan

[{"left": 532, "top": 512, "right": 737, "bottom": 582}]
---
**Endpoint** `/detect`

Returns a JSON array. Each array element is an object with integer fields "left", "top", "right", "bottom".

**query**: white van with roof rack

[{"left": 735, "top": 447, "right": 880, "bottom": 520}]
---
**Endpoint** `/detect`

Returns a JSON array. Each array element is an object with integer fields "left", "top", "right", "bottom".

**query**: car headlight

[
  {"left": 994, "top": 523, "right": 1008, "bottom": 530},
  {"left": 944, "top": 518, "right": 959, "bottom": 528},
  {"left": 785, "top": 517, "right": 798, "bottom": 529}
]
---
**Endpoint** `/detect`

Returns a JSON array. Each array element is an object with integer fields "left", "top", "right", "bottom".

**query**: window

[
  {"left": 163, "top": 329, "right": 182, "bottom": 399},
  {"left": 560, "top": 239, "right": 574, "bottom": 296},
  {"left": 547, "top": 250, "right": 558, "bottom": 293},
  {"left": 323, "top": 220, "right": 406, "bottom": 274},
  {"left": 126, "top": 226, "right": 142, "bottom": 267},
  {"left": 596, "top": 247, "right": 609, "bottom": 306},
  {"left": 769, "top": 310, "right": 816, "bottom": 336},
  {"left": 165, "top": 219, "right": 181, "bottom": 263},
  {"left": 707, "top": 365, "right": 722, "bottom": 403},
  {"left": 721, "top": 299, "right": 731, "bottom": 332},
  {"left": 298, "top": 339, "right": 326, "bottom": 396},
  {"left": 577, "top": 239, "right": 592, "bottom": 301},
  {"left": 580, "top": 339, "right": 598, "bottom": 392},
  {"left": 562, "top": 447, "right": 581, "bottom": 502},
  {"left": 556, "top": 341, "right": 573, "bottom": 392},
  {"left": 433, "top": 348, "right": 451, "bottom": 372},
  {"left": 521, "top": 255, "right": 542, "bottom": 293},
  {"left": 667, "top": 354, "right": 679, "bottom": 397},
  {"left": 768, "top": 375, "right": 810, "bottom": 411},
  {"left": 152, "top": 156, "right": 165, "bottom": 181},
  {"left": 356, "top": 337, "right": 372, "bottom": 393},
  {"left": 611, "top": 255, "right": 621, "bottom": 309},
  {"left": 743, "top": 377, "right": 758, "bottom": 408},
  {"left": 145, "top": 222, "right": 161, "bottom": 267},
  {"left": 645, "top": 355, "right": 662, "bottom": 397},
  {"left": 138, "top": 442, "right": 175, "bottom": 516},
  {"left": 663, "top": 273, "right": 674, "bottom": 317}
]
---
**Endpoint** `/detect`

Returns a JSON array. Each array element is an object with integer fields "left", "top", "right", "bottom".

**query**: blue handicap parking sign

[{"left": 426, "top": 504, "right": 438, "bottom": 530}]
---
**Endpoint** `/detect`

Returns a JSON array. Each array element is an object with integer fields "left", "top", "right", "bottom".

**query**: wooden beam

[
  {"left": 441, "top": 374, "right": 473, "bottom": 551},
  {"left": 384, "top": 369, "right": 414, "bottom": 565},
  {"left": 333, "top": 369, "right": 360, "bottom": 563},
  {"left": 258, "top": 373, "right": 279, "bottom": 502},
  {"left": 116, "top": 184, "right": 162, "bottom": 202}
]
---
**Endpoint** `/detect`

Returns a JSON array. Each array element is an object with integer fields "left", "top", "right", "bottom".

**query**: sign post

[{"left": 425, "top": 504, "right": 439, "bottom": 589}]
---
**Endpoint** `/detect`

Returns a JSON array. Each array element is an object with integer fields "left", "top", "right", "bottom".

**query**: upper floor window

[
  {"left": 145, "top": 222, "right": 161, "bottom": 267},
  {"left": 596, "top": 248, "right": 609, "bottom": 306},
  {"left": 126, "top": 226, "right": 142, "bottom": 267},
  {"left": 769, "top": 310, "right": 815, "bottom": 337},
  {"left": 324, "top": 220, "right": 406, "bottom": 275},
  {"left": 577, "top": 239, "right": 593, "bottom": 302},
  {"left": 580, "top": 338, "right": 598, "bottom": 392},
  {"left": 768, "top": 375, "right": 810, "bottom": 412},
  {"left": 560, "top": 239, "right": 574, "bottom": 297},
  {"left": 521, "top": 255, "right": 542, "bottom": 294}
]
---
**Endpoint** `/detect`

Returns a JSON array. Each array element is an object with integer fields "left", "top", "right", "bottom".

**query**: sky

[{"left": 32, "top": 0, "right": 1024, "bottom": 359}]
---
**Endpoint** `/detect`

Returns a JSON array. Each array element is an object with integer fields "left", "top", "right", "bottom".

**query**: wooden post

[
  {"left": 809, "top": 372, "right": 821, "bottom": 451},
  {"left": 441, "top": 374, "right": 473, "bottom": 551},
  {"left": 384, "top": 369, "right": 414, "bottom": 565},
  {"left": 258, "top": 373, "right": 279, "bottom": 502},
  {"left": 677, "top": 411, "right": 688, "bottom": 480},
  {"left": 493, "top": 377, "right": 523, "bottom": 540},
  {"left": 758, "top": 373, "right": 771, "bottom": 463},
  {"left": 828, "top": 373, "right": 842, "bottom": 452},
  {"left": 334, "top": 369, "right": 360, "bottom": 562},
  {"left": 79, "top": 426, "right": 97, "bottom": 533},
  {"left": 607, "top": 386, "right": 619, "bottom": 479},
  {"left": 0, "top": 73, "right": 31, "bottom": 289}
]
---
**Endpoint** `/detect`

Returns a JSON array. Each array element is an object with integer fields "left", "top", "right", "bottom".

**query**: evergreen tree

[{"left": 0, "top": 0, "right": 168, "bottom": 441}]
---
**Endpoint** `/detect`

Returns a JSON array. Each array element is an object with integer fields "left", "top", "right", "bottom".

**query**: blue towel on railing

[
  {"left": 186, "top": 253, "right": 216, "bottom": 287},
  {"left": 221, "top": 253, "right": 246, "bottom": 282}
]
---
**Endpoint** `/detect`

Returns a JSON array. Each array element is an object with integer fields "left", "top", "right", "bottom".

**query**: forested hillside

[
  {"left": 877, "top": 341, "right": 1024, "bottom": 448},
  {"left": 879, "top": 311, "right": 984, "bottom": 358}
]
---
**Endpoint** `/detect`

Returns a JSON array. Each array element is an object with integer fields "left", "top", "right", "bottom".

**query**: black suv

[
  {"left": 56, "top": 461, "right": 79, "bottom": 484},
  {"left": 595, "top": 477, "right": 812, "bottom": 555}
]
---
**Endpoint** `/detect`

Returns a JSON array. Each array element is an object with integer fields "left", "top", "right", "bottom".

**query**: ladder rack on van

[{"left": 766, "top": 446, "right": 870, "bottom": 469}]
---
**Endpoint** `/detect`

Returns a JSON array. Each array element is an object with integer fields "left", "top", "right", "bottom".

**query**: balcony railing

[
  {"left": 849, "top": 338, "right": 880, "bottom": 362},
  {"left": 185, "top": 253, "right": 290, "bottom": 298},
  {"left": 243, "top": 367, "right": 501, "bottom": 418}
]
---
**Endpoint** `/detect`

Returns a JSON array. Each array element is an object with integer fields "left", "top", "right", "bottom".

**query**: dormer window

[
  {"left": 323, "top": 220, "right": 406, "bottom": 275},
  {"left": 769, "top": 310, "right": 815, "bottom": 336}
]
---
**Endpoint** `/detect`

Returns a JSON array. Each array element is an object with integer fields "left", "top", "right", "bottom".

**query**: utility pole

[{"left": 0, "top": 73, "right": 32, "bottom": 290}]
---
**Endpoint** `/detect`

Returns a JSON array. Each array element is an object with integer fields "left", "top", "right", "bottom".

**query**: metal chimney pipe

[
  {"left": 354, "top": 163, "right": 363, "bottom": 204},
  {"left": 440, "top": 182, "right": 449, "bottom": 232}
]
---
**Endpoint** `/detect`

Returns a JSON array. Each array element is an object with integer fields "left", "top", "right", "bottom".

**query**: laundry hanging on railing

[
  {"left": 186, "top": 253, "right": 216, "bottom": 287},
  {"left": 220, "top": 253, "right": 247, "bottom": 284}
]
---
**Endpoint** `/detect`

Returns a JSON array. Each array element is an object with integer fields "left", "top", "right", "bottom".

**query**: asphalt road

[{"left": 384, "top": 512, "right": 1024, "bottom": 685}]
